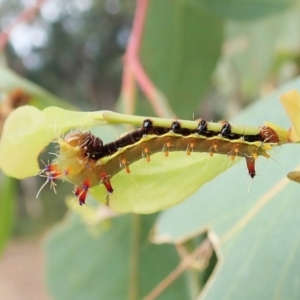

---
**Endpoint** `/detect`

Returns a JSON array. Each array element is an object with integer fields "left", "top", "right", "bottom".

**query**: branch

[
  {"left": 143, "top": 239, "right": 212, "bottom": 300},
  {"left": 121, "top": 0, "right": 174, "bottom": 118}
]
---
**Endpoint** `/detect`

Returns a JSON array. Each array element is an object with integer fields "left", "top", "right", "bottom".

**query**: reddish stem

[
  {"left": 120, "top": 63, "right": 136, "bottom": 115},
  {"left": 122, "top": 0, "right": 174, "bottom": 117}
]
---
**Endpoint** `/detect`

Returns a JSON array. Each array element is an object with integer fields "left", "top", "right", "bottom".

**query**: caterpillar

[{"left": 37, "top": 119, "right": 279, "bottom": 206}]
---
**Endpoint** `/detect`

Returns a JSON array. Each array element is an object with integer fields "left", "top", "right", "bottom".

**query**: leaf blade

[{"left": 140, "top": 0, "right": 223, "bottom": 118}]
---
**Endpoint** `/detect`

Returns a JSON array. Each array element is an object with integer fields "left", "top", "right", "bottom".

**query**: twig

[
  {"left": 143, "top": 239, "right": 211, "bottom": 300},
  {"left": 122, "top": 0, "right": 174, "bottom": 118},
  {"left": 120, "top": 63, "right": 136, "bottom": 116}
]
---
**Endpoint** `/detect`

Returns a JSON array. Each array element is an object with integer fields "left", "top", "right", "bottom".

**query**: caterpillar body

[{"left": 38, "top": 119, "right": 279, "bottom": 206}]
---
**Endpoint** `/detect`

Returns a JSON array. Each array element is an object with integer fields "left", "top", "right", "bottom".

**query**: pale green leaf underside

[
  {"left": 91, "top": 152, "right": 238, "bottom": 214},
  {"left": 140, "top": 0, "right": 223, "bottom": 118},
  {"left": 45, "top": 214, "right": 189, "bottom": 300}
]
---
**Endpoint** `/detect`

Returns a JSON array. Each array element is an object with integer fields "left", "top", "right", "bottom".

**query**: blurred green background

[{"left": 1, "top": 0, "right": 300, "bottom": 299}]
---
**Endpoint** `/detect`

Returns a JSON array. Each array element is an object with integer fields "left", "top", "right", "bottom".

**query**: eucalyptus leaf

[
  {"left": 140, "top": 0, "right": 223, "bottom": 118},
  {"left": 152, "top": 77, "right": 300, "bottom": 299},
  {"left": 191, "top": 0, "right": 296, "bottom": 20},
  {"left": 91, "top": 152, "right": 238, "bottom": 214},
  {"left": 45, "top": 213, "right": 189, "bottom": 300}
]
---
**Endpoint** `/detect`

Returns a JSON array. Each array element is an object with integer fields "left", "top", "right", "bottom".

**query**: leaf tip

[
  {"left": 287, "top": 171, "right": 300, "bottom": 184},
  {"left": 280, "top": 90, "right": 300, "bottom": 142}
]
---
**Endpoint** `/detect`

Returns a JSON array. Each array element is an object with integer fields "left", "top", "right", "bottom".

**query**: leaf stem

[
  {"left": 93, "top": 110, "right": 263, "bottom": 135},
  {"left": 143, "top": 241, "right": 208, "bottom": 300}
]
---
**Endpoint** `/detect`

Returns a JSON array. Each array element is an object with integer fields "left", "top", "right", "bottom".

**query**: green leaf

[
  {"left": 0, "top": 174, "right": 16, "bottom": 256},
  {"left": 91, "top": 151, "right": 238, "bottom": 214},
  {"left": 140, "top": 0, "right": 223, "bottom": 118},
  {"left": 191, "top": 0, "right": 297, "bottom": 20},
  {"left": 152, "top": 77, "right": 300, "bottom": 299},
  {"left": 45, "top": 213, "right": 189, "bottom": 300},
  {"left": 225, "top": 17, "right": 284, "bottom": 100}
]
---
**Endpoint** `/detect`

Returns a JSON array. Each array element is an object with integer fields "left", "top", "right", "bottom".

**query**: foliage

[{"left": 1, "top": 0, "right": 300, "bottom": 299}]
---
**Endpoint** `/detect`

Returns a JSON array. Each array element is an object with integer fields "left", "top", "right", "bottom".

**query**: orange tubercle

[
  {"left": 187, "top": 141, "right": 194, "bottom": 156},
  {"left": 228, "top": 144, "right": 239, "bottom": 161},
  {"left": 120, "top": 157, "right": 130, "bottom": 174},
  {"left": 39, "top": 163, "right": 62, "bottom": 178},
  {"left": 142, "top": 146, "right": 151, "bottom": 162},
  {"left": 163, "top": 140, "right": 172, "bottom": 157},
  {"left": 209, "top": 141, "right": 218, "bottom": 157}
]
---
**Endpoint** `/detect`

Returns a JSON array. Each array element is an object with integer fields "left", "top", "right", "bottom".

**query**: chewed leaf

[
  {"left": 90, "top": 152, "right": 238, "bottom": 214},
  {"left": 280, "top": 90, "right": 300, "bottom": 142}
]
